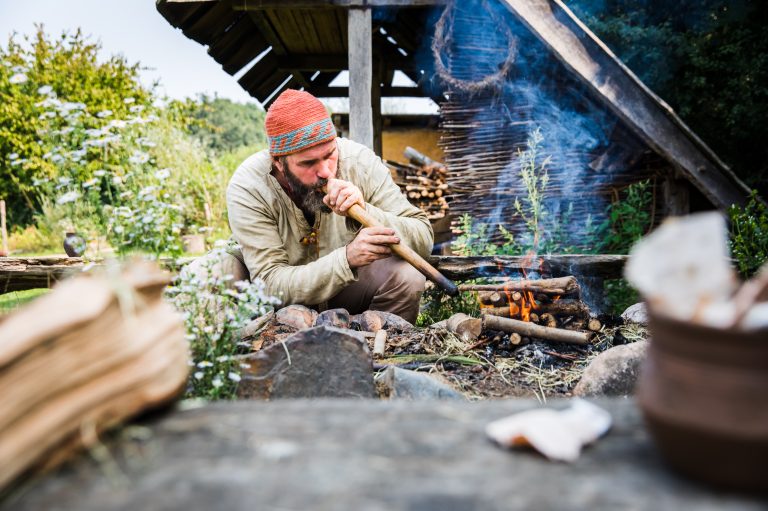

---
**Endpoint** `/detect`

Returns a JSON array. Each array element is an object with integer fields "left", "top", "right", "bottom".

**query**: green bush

[
  {"left": 0, "top": 27, "right": 255, "bottom": 257},
  {"left": 0, "top": 27, "right": 153, "bottom": 225},
  {"left": 600, "top": 180, "right": 653, "bottom": 254},
  {"left": 728, "top": 191, "right": 768, "bottom": 278}
]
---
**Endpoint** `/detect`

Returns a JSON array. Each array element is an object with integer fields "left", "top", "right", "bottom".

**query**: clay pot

[
  {"left": 638, "top": 310, "right": 768, "bottom": 492},
  {"left": 62, "top": 232, "right": 86, "bottom": 257}
]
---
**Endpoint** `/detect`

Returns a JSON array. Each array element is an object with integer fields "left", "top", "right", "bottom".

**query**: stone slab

[{"left": 3, "top": 399, "right": 765, "bottom": 511}]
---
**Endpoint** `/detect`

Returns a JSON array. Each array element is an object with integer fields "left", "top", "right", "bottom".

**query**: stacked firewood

[
  {"left": 0, "top": 260, "right": 188, "bottom": 490},
  {"left": 386, "top": 146, "right": 450, "bottom": 221},
  {"left": 442, "top": 276, "right": 601, "bottom": 347}
]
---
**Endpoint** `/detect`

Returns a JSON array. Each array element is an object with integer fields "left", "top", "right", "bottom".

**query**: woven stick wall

[{"left": 434, "top": 0, "right": 664, "bottom": 246}]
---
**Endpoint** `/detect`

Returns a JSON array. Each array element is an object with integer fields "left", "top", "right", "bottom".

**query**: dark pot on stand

[
  {"left": 638, "top": 310, "right": 768, "bottom": 492},
  {"left": 63, "top": 232, "right": 86, "bottom": 257}
]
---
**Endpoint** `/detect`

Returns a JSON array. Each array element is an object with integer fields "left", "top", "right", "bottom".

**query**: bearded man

[{"left": 211, "top": 89, "right": 433, "bottom": 324}]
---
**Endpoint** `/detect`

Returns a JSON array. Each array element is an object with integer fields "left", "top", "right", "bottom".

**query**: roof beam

[
  {"left": 275, "top": 53, "right": 411, "bottom": 71},
  {"left": 235, "top": 0, "right": 448, "bottom": 10},
  {"left": 309, "top": 86, "right": 425, "bottom": 97}
]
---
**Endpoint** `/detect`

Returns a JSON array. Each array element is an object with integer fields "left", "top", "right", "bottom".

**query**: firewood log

[
  {"left": 482, "top": 314, "right": 593, "bottom": 345},
  {"left": 446, "top": 313, "right": 482, "bottom": 341},
  {"left": 459, "top": 276, "right": 580, "bottom": 297}
]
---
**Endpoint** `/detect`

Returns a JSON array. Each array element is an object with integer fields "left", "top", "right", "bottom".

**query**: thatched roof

[{"left": 156, "top": 0, "right": 751, "bottom": 209}]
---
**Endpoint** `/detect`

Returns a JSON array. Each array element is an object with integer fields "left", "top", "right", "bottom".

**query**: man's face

[{"left": 276, "top": 139, "right": 339, "bottom": 214}]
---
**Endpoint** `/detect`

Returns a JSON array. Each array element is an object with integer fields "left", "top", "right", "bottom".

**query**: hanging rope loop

[{"left": 431, "top": 0, "right": 517, "bottom": 93}]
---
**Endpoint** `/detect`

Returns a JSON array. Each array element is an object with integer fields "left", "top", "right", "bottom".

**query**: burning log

[
  {"left": 588, "top": 318, "right": 602, "bottom": 332},
  {"left": 480, "top": 297, "right": 591, "bottom": 328},
  {"left": 459, "top": 276, "right": 580, "bottom": 297},
  {"left": 482, "top": 314, "right": 593, "bottom": 346}
]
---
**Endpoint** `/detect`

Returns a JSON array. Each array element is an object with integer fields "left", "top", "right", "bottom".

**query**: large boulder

[
  {"left": 573, "top": 341, "right": 648, "bottom": 397},
  {"left": 238, "top": 326, "right": 376, "bottom": 399}
]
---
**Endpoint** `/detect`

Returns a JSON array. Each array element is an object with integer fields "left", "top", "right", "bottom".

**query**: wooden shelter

[{"left": 156, "top": 0, "right": 752, "bottom": 244}]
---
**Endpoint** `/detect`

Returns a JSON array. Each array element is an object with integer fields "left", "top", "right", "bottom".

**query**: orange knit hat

[{"left": 265, "top": 89, "right": 336, "bottom": 156}]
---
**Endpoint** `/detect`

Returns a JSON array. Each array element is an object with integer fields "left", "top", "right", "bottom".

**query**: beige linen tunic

[{"left": 226, "top": 137, "right": 434, "bottom": 306}]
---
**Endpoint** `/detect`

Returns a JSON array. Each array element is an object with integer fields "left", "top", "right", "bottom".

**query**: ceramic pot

[
  {"left": 63, "top": 232, "right": 86, "bottom": 257},
  {"left": 638, "top": 311, "right": 768, "bottom": 492}
]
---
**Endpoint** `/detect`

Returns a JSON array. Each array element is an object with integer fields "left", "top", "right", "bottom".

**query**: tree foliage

[
  {"left": 567, "top": 0, "right": 768, "bottom": 195},
  {"left": 186, "top": 94, "right": 266, "bottom": 155},
  {"left": 0, "top": 26, "right": 154, "bottom": 224}
]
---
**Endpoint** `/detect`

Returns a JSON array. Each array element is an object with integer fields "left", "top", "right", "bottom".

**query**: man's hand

[
  {"left": 323, "top": 178, "right": 365, "bottom": 216},
  {"left": 346, "top": 226, "right": 400, "bottom": 268}
]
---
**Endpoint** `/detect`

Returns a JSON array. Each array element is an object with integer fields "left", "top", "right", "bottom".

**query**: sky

[
  {"left": 0, "top": 0, "right": 437, "bottom": 113},
  {"left": 0, "top": 0, "right": 260, "bottom": 104}
]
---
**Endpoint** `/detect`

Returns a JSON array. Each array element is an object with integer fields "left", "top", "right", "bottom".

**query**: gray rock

[
  {"left": 573, "top": 340, "right": 648, "bottom": 397},
  {"left": 275, "top": 304, "right": 317, "bottom": 330},
  {"left": 314, "top": 308, "right": 351, "bottom": 329},
  {"left": 238, "top": 326, "right": 376, "bottom": 399},
  {"left": 354, "top": 310, "right": 385, "bottom": 332},
  {"left": 621, "top": 302, "right": 648, "bottom": 325},
  {"left": 378, "top": 310, "right": 415, "bottom": 331},
  {"left": 376, "top": 366, "right": 465, "bottom": 400}
]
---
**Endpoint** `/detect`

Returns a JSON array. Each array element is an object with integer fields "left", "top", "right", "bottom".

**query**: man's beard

[{"left": 283, "top": 162, "right": 332, "bottom": 214}]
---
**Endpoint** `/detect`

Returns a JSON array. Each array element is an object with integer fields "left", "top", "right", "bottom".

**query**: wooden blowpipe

[{"left": 324, "top": 187, "right": 458, "bottom": 296}]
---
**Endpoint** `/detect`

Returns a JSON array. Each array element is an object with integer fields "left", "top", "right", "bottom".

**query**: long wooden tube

[{"left": 329, "top": 193, "right": 458, "bottom": 296}]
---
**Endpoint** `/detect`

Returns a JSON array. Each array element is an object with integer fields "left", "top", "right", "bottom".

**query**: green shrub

[
  {"left": 600, "top": 180, "right": 653, "bottom": 254},
  {"left": 728, "top": 190, "right": 768, "bottom": 278},
  {"left": 0, "top": 27, "right": 153, "bottom": 225}
]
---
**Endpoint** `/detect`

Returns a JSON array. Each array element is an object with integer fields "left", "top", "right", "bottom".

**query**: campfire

[{"left": 441, "top": 275, "right": 601, "bottom": 349}]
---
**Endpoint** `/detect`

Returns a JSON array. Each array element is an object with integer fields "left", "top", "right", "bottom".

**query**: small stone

[
  {"left": 356, "top": 310, "right": 385, "bottom": 332},
  {"left": 238, "top": 326, "right": 376, "bottom": 399},
  {"left": 376, "top": 366, "right": 464, "bottom": 400},
  {"left": 314, "top": 308, "right": 351, "bottom": 329},
  {"left": 371, "top": 310, "right": 415, "bottom": 332},
  {"left": 275, "top": 305, "right": 317, "bottom": 330},
  {"left": 573, "top": 341, "right": 648, "bottom": 397},
  {"left": 621, "top": 303, "right": 648, "bottom": 326}
]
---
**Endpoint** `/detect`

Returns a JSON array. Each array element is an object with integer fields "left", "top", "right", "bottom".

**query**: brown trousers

[{"left": 184, "top": 252, "right": 425, "bottom": 324}]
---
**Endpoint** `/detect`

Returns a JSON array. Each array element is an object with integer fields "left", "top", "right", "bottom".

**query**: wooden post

[
  {"left": 348, "top": 7, "right": 373, "bottom": 149},
  {"left": 0, "top": 200, "right": 7, "bottom": 256},
  {"left": 372, "top": 57, "right": 383, "bottom": 156},
  {"left": 662, "top": 174, "right": 690, "bottom": 217}
]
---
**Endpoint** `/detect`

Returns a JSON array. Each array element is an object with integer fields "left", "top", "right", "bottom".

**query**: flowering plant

[{"left": 166, "top": 243, "right": 279, "bottom": 400}]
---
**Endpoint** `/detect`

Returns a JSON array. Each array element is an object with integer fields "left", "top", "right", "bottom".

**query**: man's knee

[{"left": 380, "top": 258, "right": 426, "bottom": 294}]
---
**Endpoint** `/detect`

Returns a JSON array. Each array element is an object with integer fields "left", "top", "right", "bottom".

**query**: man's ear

[{"left": 272, "top": 156, "right": 283, "bottom": 173}]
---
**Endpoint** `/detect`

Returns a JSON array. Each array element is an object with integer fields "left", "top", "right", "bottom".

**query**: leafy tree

[
  {"left": 0, "top": 26, "right": 154, "bottom": 224},
  {"left": 186, "top": 94, "right": 266, "bottom": 155},
  {"left": 566, "top": 0, "right": 768, "bottom": 195}
]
